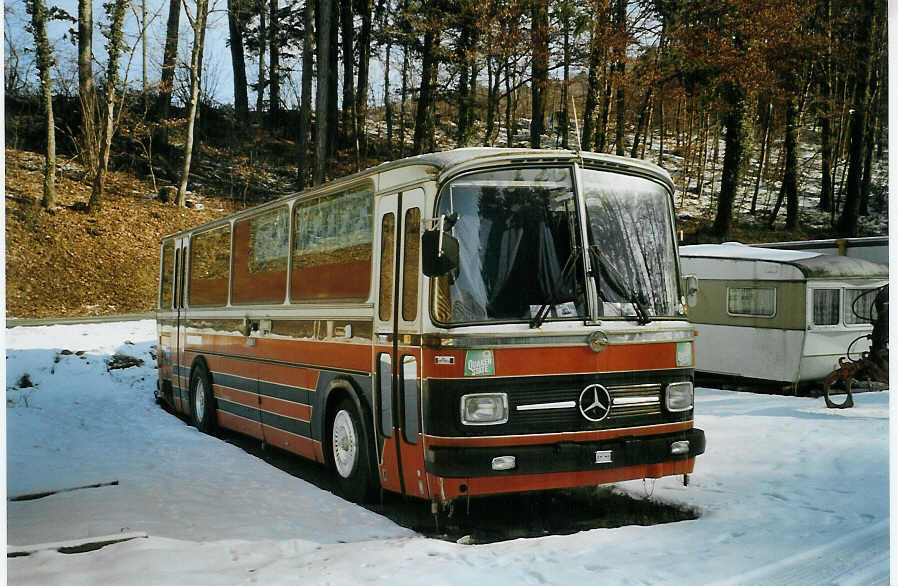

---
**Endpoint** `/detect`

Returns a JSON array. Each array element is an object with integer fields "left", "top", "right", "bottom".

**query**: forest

[{"left": 6, "top": 0, "right": 888, "bottom": 240}]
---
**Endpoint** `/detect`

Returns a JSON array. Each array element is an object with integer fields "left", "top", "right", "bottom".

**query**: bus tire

[
  {"left": 328, "top": 397, "right": 376, "bottom": 503},
  {"left": 190, "top": 362, "right": 217, "bottom": 433}
]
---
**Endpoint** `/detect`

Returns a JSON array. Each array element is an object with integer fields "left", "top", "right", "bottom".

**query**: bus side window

[
  {"left": 160, "top": 242, "right": 174, "bottom": 309},
  {"left": 401, "top": 355, "right": 419, "bottom": 444},
  {"left": 378, "top": 353, "right": 392, "bottom": 437},
  {"left": 379, "top": 213, "right": 396, "bottom": 322},
  {"left": 401, "top": 208, "right": 420, "bottom": 322},
  {"left": 189, "top": 225, "right": 231, "bottom": 307},
  {"left": 173, "top": 248, "right": 181, "bottom": 309}
]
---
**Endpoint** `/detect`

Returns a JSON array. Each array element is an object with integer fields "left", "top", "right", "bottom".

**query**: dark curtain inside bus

[{"left": 437, "top": 167, "right": 585, "bottom": 324}]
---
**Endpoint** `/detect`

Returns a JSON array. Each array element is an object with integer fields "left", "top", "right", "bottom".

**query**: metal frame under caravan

[{"left": 680, "top": 243, "right": 888, "bottom": 391}]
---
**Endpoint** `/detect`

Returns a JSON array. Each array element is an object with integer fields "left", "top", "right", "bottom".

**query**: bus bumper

[{"left": 424, "top": 428, "right": 705, "bottom": 500}]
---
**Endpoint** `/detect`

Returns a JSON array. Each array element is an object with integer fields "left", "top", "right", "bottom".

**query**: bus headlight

[
  {"left": 665, "top": 381, "right": 694, "bottom": 412},
  {"left": 460, "top": 393, "right": 508, "bottom": 425}
]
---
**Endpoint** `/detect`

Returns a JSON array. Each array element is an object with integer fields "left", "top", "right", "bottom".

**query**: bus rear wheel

[
  {"left": 190, "top": 363, "right": 217, "bottom": 433},
  {"left": 328, "top": 397, "right": 376, "bottom": 503}
]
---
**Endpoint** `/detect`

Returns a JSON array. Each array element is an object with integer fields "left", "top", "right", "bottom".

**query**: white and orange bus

[{"left": 156, "top": 148, "right": 705, "bottom": 504}]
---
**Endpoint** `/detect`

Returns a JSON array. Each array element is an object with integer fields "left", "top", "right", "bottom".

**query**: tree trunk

[
  {"left": 751, "top": 99, "right": 771, "bottom": 214},
  {"left": 257, "top": 1, "right": 266, "bottom": 115},
  {"left": 399, "top": 34, "right": 408, "bottom": 157},
  {"left": 177, "top": 0, "right": 211, "bottom": 206},
  {"left": 560, "top": 7, "right": 570, "bottom": 149},
  {"left": 327, "top": 7, "right": 339, "bottom": 156},
  {"left": 580, "top": 23, "right": 601, "bottom": 149},
  {"left": 505, "top": 58, "right": 513, "bottom": 147},
  {"left": 613, "top": 0, "right": 626, "bottom": 156},
  {"left": 315, "top": 0, "right": 334, "bottom": 184},
  {"left": 88, "top": 0, "right": 128, "bottom": 212},
  {"left": 597, "top": 65, "right": 612, "bottom": 151},
  {"left": 837, "top": 0, "right": 874, "bottom": 236},
  {"left": 29, "top": 0, "right": 57, "bottom": 210},
  {"left": 630, "top": 86, "right": 653, "bottom": 158},
  {"left": 141, "top": 0, "right": 147, "bottom": 98},
  {"left": 783, "top": 97, "right": 799, "bottom": 229},
  {"left": 269, "top": 0, "right": 281, "bottom": 126},
  {"left": 339, "top": 0, "right": 354, "bottom": 148},
  {"left": 455, "top": 14, "right": 474, "bottom": 147},
  {"left": 159, "top": 0, "right": 180, "bottom": 116},
  {"left": 529, "top": 0, "right": 548, "bottom": 148},
  {"left": 296, "top": 0, "right": 314, "bottom": 188},
  {"left": 78, "top": 0, "right": 96, "bottom": 170},
  {"left": 228, "top": 0, "right": 250, "bottom": 123},
  {"left": 711, "top": 84, "right": 747, "bottom": 238},
  {"left": 484, "top": 56, "right": 495, "bottom": 146},
  {"left": 356, "top": 0, "right": 372, "bottom": 159},
  {"left": 817, "top": 0, "right": 833, "bottom": 211},
  {"left": 413, "top": 29, "right": 435, "bottom": 155},
  {"left": 384, "top": 34, "right": 393, "bottom": 154}
]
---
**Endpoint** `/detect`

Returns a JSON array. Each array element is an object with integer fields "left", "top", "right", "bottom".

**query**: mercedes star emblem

[{"left": 578, "top": 384, "right": 612, "bottom": 422}]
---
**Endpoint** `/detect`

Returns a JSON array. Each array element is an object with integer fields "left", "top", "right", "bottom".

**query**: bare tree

[
  {"left": 87, "top": 0, "right": 128, "bottom": 211},
  {"left": 177, "top": 0, "right": 212, "bottom": 206},
  {"left": 228, "top": 0, "right": 250, "bottom": 122},
  {"left": 269, "top": 0, "right": 280, "bottom": 125},
  {"left": 159, "top": 0, "right": 181, "bottom": 109},
  {"left": 296, "top": 0, "right": 314, "bottom": 188},
  {"left": 529, "top": 0, "right": 548, "bottom": 148},
  {"left": 315, "top": 0, "right": 335, "bottom": 184},
  {"left": 27, "top": 0, "right": 57, "bottom": 210},
  {"left": 78, "top": 0, "right": 96, "bottom": 170}
]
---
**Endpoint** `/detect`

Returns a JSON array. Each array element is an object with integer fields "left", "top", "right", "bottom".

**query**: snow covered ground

[{"left": 6, "top": 320, "right": 890, "bottom": 584}]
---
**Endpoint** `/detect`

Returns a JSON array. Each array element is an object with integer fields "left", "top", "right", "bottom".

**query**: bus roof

[{"left": 162, "top": 148, "right": 673, "bottom": 241}]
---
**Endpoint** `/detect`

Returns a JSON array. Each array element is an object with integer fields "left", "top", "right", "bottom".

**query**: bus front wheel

[{"left": 328, "top": 397, "right": 376, "bottom": 503}]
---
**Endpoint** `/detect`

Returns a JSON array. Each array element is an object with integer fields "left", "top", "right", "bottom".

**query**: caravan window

[
  {"left": 844, "top": 288, "right": 878, "bottom": 325},
  {"left": 727, "top": 287, "right": 776, "bottom": 317},
  {"left": 812, "top": 289, "right": 840, "bottom": 325}
]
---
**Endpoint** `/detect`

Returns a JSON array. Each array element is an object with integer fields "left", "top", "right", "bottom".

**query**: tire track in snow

[{"left": 719, "top": 519, "right": 888, "bottom": 585}]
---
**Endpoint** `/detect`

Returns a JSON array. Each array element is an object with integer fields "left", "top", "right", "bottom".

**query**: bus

[{"left": 156, "top": 147, "right": 705, "bottom": 505}]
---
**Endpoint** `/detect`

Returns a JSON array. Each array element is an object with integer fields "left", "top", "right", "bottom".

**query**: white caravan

[{"left": 680, "top": 243, "right": 888, "bottom": 392}]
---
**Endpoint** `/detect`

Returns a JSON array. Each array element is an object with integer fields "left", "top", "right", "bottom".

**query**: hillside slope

[{"left": 6, "top": 149, "right": 236, "bottom": 318}]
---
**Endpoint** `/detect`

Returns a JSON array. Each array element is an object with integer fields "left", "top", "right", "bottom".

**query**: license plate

[{"left": 595, "top": 450, "right": 612, "bottom": 464}]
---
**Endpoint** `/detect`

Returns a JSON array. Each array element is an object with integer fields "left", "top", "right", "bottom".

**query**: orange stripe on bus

[
  {"left": 259, "top": 396, "right": 312, "bottom": 422},
  {"left": 258, "top": 362, "right": 319, "bottom": 391},
  {"left": 431, "top": 458, "right": 696, "bottom": 500},
  {"left": 217, "top": 410, "right": 264, "bottom": 440},
  {"left": 422, "top": 421, "right": 693, "bottom": 448},
  {"left": 422, "top": 343, "right": 678, "bottom": 378},
  {"left": 205, "top": 355, "right": 257, "bottom": 380},
  {"left": 262, "top": 426, "right": 322, "bottom": 462},
  {"left": 210, "top": 335, "right": 372, "bottom": 373},
  {"left": 213, "top": 385, "right": 259, "bottom": 409}
]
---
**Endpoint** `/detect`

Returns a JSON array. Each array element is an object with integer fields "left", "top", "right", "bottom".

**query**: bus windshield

[
  {"left": 582, "top": 168, "right": 678, "bottom": 318},
  {"left": 432, "top": 167, "right": 587, "bottom": 325}
]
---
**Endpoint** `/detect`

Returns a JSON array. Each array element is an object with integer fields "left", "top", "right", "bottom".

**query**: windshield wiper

[
  {"left": 529, "top": 249, "right": 580, "bottom": 329},
  {"left": 588, "top": 245, "right": 651, "bottom": 325}
]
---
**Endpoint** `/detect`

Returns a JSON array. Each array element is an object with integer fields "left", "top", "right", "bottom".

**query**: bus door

[
  {"left": 375, "top": 189, "right": 431, "bottom": 498},
  {"left": 173, "top": 236, "right": 189, "bottom": 413}
]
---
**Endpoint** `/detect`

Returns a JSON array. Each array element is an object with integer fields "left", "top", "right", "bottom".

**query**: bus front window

[
  {"left": 581, "top": 169, "right": 679, "bottom": 318},
  {"left": 432, "top": 167, "right": 587, "bottom": 325}
]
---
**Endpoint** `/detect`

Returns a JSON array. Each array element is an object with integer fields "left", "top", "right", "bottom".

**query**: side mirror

[
  {"left": 683, "top": 274, "right": 699, "bottom": 307},
  {"left": 422, "top": 229, "right": 459, "bottom": 277},
  {"left": 422, "top": 213, "right": 460, "bottom": 277}
]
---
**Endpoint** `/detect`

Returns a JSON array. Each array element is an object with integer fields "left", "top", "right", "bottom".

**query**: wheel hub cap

[{"left": 332, "top": 410, "right": 357, "bottom": 478}]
